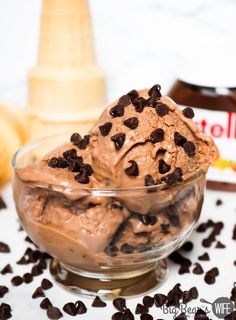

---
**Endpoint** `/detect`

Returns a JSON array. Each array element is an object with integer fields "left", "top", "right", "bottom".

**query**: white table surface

[{"left": 0, "top": 184, "right": 236, "bottom": 320}]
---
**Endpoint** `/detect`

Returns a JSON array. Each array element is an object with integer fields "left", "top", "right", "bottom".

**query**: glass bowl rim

[{"left": 12, "top": 133, "right": 205, "bottom": 193}]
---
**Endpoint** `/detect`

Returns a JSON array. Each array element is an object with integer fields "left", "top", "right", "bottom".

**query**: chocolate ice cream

[{"left": 14, "top": 85, "right": 217, "bottom": 271}]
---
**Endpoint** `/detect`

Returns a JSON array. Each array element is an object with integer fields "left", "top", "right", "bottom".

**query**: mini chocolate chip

[
  {"left": 124, "top": 309, "right": 135, "bottom": 320},
  {"left": 198, "top": 252, "right": 210, "bottom": 261},
  {"left": 112, "top": 312, "right": 125, "bottom": 320},
  {"left": 144, "top": 174, "right": 155, "bottom": 186},
  {"left": 164, "top": 168, "right": 183, "bottom": 185},
  {"left": 32, "top": 287, "right": 45, "bottom": 299},
  {"left": 0, "top": 303, "right": 12, "bottom": 320},
  {"left": 182, "top": 287, "right": 198, "bottom": 303},
  {"left": 196, "top": 219, "right": 214, "bottom": 232},
  {"left": 192, "top": 263, "right": 204, "bottom": 274},
  {"left": 127, "top": 89, "right": 139, "bottom": 101},
  {"left": 174, "top": 132, "right": 187, "bottom": 147},
  {"left": 41, "top": 279, "right": 53, "bottom": 290},
  {"left": 113, "top": 298, "right": 127, "bottom": 312},
  {"left": 110, "top": 105, "right": 124, "bottom": 118},
  {"left": 55, "top": 157, "right": 68, "bottom": 168},
  {"left": 174, "top": 313, "right": 187, "bottom": 320},
  {"left": 0, "top": 264, "right": 13, "bottom": 275},
  {"left": 77, "top": 135, "right": 90, "bottom": 150},
  {"left": 135, "top": 303, "right": 149, "bottom": 314},
  {"left": 68, "top": 157, "right": 83, "bottom": 172},
  {"left": 233, "top": 225, "right": 236, "bottom": 240},
  {"left": 91, "top": 296, "right": 106, "bottom": 307},
  {"left": 31, "top": 264, "right": 43, "bottom": 276},
  {"left": 155, "top": 103, "right": 169, "bottom": 117},
  {"left": 183, "top": 107, "right": 194, "bottom": 119},
  {"left": 161, "top": 223, "right": 170, "bottom": 234},
  {"left": 141, "top": 314, "right": 153, "bottom": 320},
  {"left": 99, "top": 122, "right": 113, "bottom": 136},
  {"left": 74, "top": 170, "right": 90, "bottom": 184},
  {"left": 148, "top": 84, "right": 162, "bottom": 98},
  {"left": 158, "top": 159, "right": 171, "bottom": 174},
  {"left": 183, "top": 141, "right": 196, "bottom": 157},
  {"left": 125, "top": 160, "right": 139, "bottom": 177},
  {"left": 23, "top": 273, "right": 33, "bottom": 284},
  {"left": 0, "top": 196, "right": 6, "bottom": 209},
  {"left": 150, "top": 128, "right": 164, "bottom": 143},
  {"left": 0, "top": 286, "right": 8, "bottom": 298},
  {"left": 63, "top": 303, "right": 77, "bottom": 316},
  {"left": 105, "top": 244, "right": 118, "bottom": 257},
  {"left": 154, "top": 293, "right": 167, "bottom": 307},
  {"left": 70, "top": 133, "right": 82, "bottom": 145},
  {"left": 48, "top": 157, "right": 59, "bottom": 168},
  {"left": 123, "top": 117, "right": 139, "bottom": 129},
  {"left": 0, "top": 242, "right": 10, "bottom": 253},
  {"left": 143, "top": 296, "right": 154, "bottom": 308},
  {"left": 133, "top": 97, "right": 147, "bottom": 112},
  {"left": 215, "top": 241, "right": 226, "bottom": 248},
  {"left": 216, "top": 199, "right": 223, "bottom": 206},
  {"left": 234, "top": 260, "right": 236, "bottom": 266},
  {"left": 62, "top": 148, "right": 77, "bottom": 161},
  {"left": 120, "top": 243, "right": 135, "bottom": 254},
  {"left": 47, "top": 307, "right": 63, "bottom": 319},
  {"left": 111, "top": 133, "right": 126, "bottom": 150},
  {"left": 119, "top": 95, "right": 131, "bottom": 107},
  {"left": 194, "top": 308, "right": 209, "bottom": 320},
  {"left": 75, "top": 300, "right": 87, "bottom": 314},
  {"left": 180, "top": 241, "right": 194, "bottom": 252},
  {"left": 40, "top": 298, "right": 53, "bottom": 310},
  {"left": 204, "top": 267, "right": 219, "bottom": 285},
  {"left": 11, "top": 276, "right": 23, "bottom": 286}
]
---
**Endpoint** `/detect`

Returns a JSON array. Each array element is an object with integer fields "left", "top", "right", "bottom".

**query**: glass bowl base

[{"left": 49, "top": 259, "right": 168, "bottom": 299}]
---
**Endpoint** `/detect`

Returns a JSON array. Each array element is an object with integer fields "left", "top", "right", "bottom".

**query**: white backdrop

[{"left": 0, "top": 0, "right": 235, "bottom": 107}]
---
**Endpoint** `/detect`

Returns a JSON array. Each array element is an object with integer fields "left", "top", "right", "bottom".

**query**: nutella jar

[{"left": 168, "top": 41, "right": 236, "bottom": 191}]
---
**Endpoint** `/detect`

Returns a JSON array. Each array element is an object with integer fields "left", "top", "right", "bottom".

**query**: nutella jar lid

[{"left": 176, "top": 36, "right": 236, "bottom": 88}]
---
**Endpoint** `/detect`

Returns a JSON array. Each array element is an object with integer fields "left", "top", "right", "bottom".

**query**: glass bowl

[{"left": 12, "top": 135, "right": 205, "bottom": 299}]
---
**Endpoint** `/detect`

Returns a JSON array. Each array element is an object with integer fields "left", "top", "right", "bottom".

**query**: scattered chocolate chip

[
  {"left": 192, "top": 263, "right": 204, "bottom": 274},
  {"left": 0, "top": 264, "right": 13, "bottom": 275},
  {"left": 56, "top": 157, "right": 69, "bottom": 168},
  {"left": 99, "top": 122, "right": 113, "bottom": 136},
  {"left": 204, "top": 267, "right": 219, "bottom": 285},
  {"left": 0, "top": 286, "right": 8, "bottom": 298},
  {"left": 183, "top": 141, "right": 196, "bottom": 157},
  {"left": 154, "top": 294, "right": 167, "bottom": 308},
  {"left": 194, "top": 308, "right": 209, "bottom": 320},
  {"left": 174, "top": 132, "right": 187, "bottom": 147},
  {"left": 215, "top": 241, "right": 226, "bottom": 248},
  {"left": 123, "top": 117, "right": 139, "bottom": 129},
  {"left": 158, "top": 159, "right": 171, "bottom": 174},
  {"left": 216, "top": 199, "right": 223, "bottom": 206},
  {"left": 68, "top": 157, "right": 83, "bottom": 172},
  {"left": 169, "top": 251, "right": 191, "bottom": 274},
  {"left": 47, "top": 307, "right": 63, "bottom": 319},
  {"left": 166, "top": 283, "right": 183, "bottom": 308},
  {"left": 0, "top": 196, "right": 6, "bottom": 209},
  {"left": 119, "top": 95, "right": 131, "bottom": 107},
  {"left": 182, "top": 287, "right": 198, "bottom": 303},
  {"left": 225, "top": 311, "right": 236, "bottom": 320},
  {"left": 133, "top": 97, "right": 147, "bottom": 112},
  {"left": 113, "top": 298, "right": 127, "bottom": 312},
  {"left": 120, "top": 243, "right": 134, "bottom": 254},
  {"left": 161, "top": 223, "right": 170, "bottom": 234},
  {"left": 148, "top": 84, "right": 162, "bottom": 98},
  {"left": 112, "top": 312, "right": 125, "bottom": 320},
  {"left": 135, "top": 303, "right": 148, "bottom": 315},
  {"left": 150, "top": 128, "right": 164, "bottom": 143},
  {"left": 111, "top": 133, "right": 126, "bottom": 150},
  {"left": 23, "top": 273, "right": 33, "bottom": 284},
  {"left": 0, "top": 242, "right": 10, "bottom": 253},
  {"left": 62, "top": 148, "right": 77, "bottom": 161},
  {"left": 75, "top": 301, "right": 87, "bottom": 314},
  {"left": 123, "top": 309, "right": 134, "bottom": 320},
  {"left": 31, "top": 264, "right": 43, "bottom": 276},
  {"left": 110, "top": 105, "right": 125, "bottom": 118},
  {"left": 78, "top": 135, "right": 91, "bottom": 150},
  {"left": 40, "top": 298, "right": 53, "bottom": 310},
  {"left": 155, "top": 103, "right": 169, "bottom": 117},
  {"left": 125, "top": 160, "right": 139, "bottom": 177},
  {"left": 70, "top": 132, "right": 82, "bottom": 144},
  {"left": 164, "top": 168, "right": 183, "bottom": 186},
  {"left": 91, "top": 296, "right": 106, "bottom": 307},
  {"left": 105, "top": 244, "right": 118, "bottom": 257},
  {"left": 182, "top": 107, "right": 194, "bottom": 119},
  {"left": 234, "top": 260, "right": 236, "bottom": 266},
  {"left": 174, "top": 313, "right": 187, "bottom": 320},
  {"left": 41, "top": 279, "right": 53, "bottom": 290},
  {"left": 32, "top": 287, "right": 45, "bottom": 299},
  {"left": 180, "top": 241, "right": 194, "bottom": 252},
  {"left": 144, "top": 174, "right": 155, "bottom": 187},
  {"left": 0, "top": 302, "right": 12, "bottom": 320},
  {"left": 127, "top": 90, "right": 139, "bottom": 101},
  {"left": 63, "top": 303, "right": 77, "bottom": 316},
  {"left": 17, "top": 256, "right": 29, "bottom": 265},
  {"left": 140, "top": 314, "right": 153, "bottom": 320},
  {"left": 48, "top": 157, "right": 59, "bottom": 168},
  {"left": 230, "top": 283, "right": 236, "bottom": 302},
  {"left": 142, "top": 296, "right": 154, "bottom": 308},
  {"left": 233, "top": 225, "right": 236, "bottom": 240},
  {"left": 198, "top": 252, "right": 210, "bottom": 261},
  {"left": 11, "top": 275, "right": 23, "bottom": 286},
  {"left": 196, "top": 219, "right": 214, "bottom": 232},
  {"left": 74, "top": 163, "right": 93, "bottom": 184}
]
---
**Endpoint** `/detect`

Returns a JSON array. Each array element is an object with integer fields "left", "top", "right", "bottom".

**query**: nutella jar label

[{"left": 182, "top": 106, "right": 236, "bottom": 184}]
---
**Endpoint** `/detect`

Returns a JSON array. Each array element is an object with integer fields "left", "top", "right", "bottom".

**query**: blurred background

[{"left": 0, "top": 0, "right": 235, "bottom": 105}]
